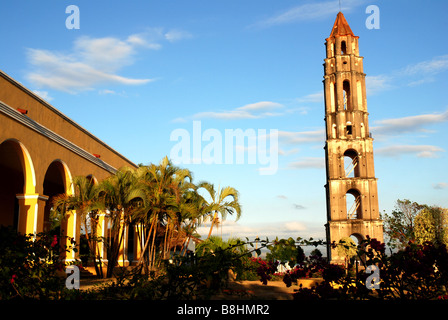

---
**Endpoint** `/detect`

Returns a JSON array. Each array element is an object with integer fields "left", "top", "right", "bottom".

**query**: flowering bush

[
  {"left": 250, "top": 257, "right": 279, "bottom": 285},
  {"left": 0, "top": 226, "right": 73, "bottom": 299},
  {"left": 292, "top": 237, "right": 448, "bottom": 300}
]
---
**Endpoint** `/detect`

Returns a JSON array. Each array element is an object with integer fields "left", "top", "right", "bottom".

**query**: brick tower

[{"left": 323, "top": 12, "right": 383, "bottom": 263}]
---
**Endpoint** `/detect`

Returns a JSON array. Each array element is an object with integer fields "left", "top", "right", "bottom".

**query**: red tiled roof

[{"left": 329, "top": 12, "right": 355, "bottom": 38}]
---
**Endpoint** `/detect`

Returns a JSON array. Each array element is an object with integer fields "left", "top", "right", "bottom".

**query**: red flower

[
  {"left": 10, "top": 274, "right": 17, "bottom": 284},
  {"left": 51, "top": 235, "right": 58, "bottom": 248}
]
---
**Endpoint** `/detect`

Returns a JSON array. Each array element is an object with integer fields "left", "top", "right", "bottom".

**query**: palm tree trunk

[
  {"left": 207, "top": 211, "right": 218, "bottom": 239},
  {"left": 148, "top": 216, "right": 158, "bottom": 270}
]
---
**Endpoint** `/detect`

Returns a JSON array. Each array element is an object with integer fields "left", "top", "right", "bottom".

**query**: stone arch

[
  {"left": 86, "top": 174, "right": 98, "bottom": 185},
  {"left": 343, "top": 149, "right": 360, "bottom": 178},
  {"left": 0, "top": 139, "right": 36, "bottom": 230},
  {"left": 346, "top": 188, "right": 362, "bottom": 219},
  {"left": 42, "top": 159, "right": 73, "bottom": 232},
  {"left": 350, "top": 233, "right": 363, "bottom": 245}
]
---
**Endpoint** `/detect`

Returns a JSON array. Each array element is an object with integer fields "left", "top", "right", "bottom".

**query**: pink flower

[{"left": 51, "top": 235, "right": 58, "bottom": 248}]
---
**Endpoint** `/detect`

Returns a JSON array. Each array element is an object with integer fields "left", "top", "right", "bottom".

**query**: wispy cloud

[
  {"left": 164, "top": 29, "right": 193, "bottom": 42},
  {"left": 288, "top": 157, "right": 325, "bottom": 169},
  {"left": 372, "top": 108, "right": 448, "bottom": 136},
  {"left": 366, "top": 75, "right": 393, "bottom": 95},
  {"left": 433, "top": 182, "right": 448, "bottom": 190},
  {"left": 401, "top": 54, "right": 448, "bottom": 76},
  {"left": 26, "top": 28, "right": 192, "bottom": 93},
  {"left": 173, "top": 101, "right": 285, "bottom": 122},
  {"left": 297, "top": 91, "right": 324, "bottom": 103},
  {"left": 293, "top": 204, "right": 306, "bottom": 210},
  {"left": 375, "top": 145, "right": 444, "bottom": 159},
  {"left": 32, "top": 90, "right": 53, "bottom": 102},
  {"left": 278, "top": 129, "right": 325, "bottom": 145},
  {"left": 196, "top": 220, "right": 323, "bottom": 241},
  {"left": 278, "top": 148, "right": 300, "bottom": 156},
  {"left": 250, "top": 0, "right": 367, "bottom": 28},
  {"left": 368, "top": 55, "right": 448, "bottom": 95}
]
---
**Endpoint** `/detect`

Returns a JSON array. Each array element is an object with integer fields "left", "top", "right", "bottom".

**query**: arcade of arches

[{"left": 0, "top": 69, "right": 138, "bottom": 264}]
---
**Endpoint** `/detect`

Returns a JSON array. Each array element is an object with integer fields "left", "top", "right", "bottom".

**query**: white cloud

[
  {"left": 32, "top": 90, "right": 53, "bottom": 102},
  {"left": 25, "top": 28, "right": 192, "bottom": 93},
  {"left": 98, "top": 89, "right": 117, "bottom": 95},
  {"left": 177, "top": 101, "right": 285, "bottom": 121},
  {"left": 297, "top": 91, "right": 324, "bottom": 103},
  {"left": 196, "top": 219, "right": 323, "bottom": 241},
  {"left": 237, "top": 101, "right": 283, "bottom": 112},
  {"left": 433, "top": 182, "right": 448, "bottom": 190},
  {"left": 372, "top": 108, "right": 448, "bottom": 136},
  {"left": 164, "top": 29, "right": 193, "bottom": 42},
  {"left": 26, "top": 37, "right": 153, "bottom": 93},
  {"left": 367, "top": 55, "right": 448, "bottom": 94},
  {"left": 278, "top": 148, "right": 300, "bottom": 156},
  {"left": 288, "top": 157, "right": 325, "bottom": 169},
  {"left": 278, "top": 129, "right": 325, "bottom": 145},
  {"left": 401, "top": 54, "right": 448, "bottom": 76},
  {"left": 366, "top": 75, "right": 392, "bottom": 95},
  {"left": 375, "top": 145, "right": 444, "bottom": 159},
  {"left": 251, "top": 0, "right": 367, "bottom": 28}
]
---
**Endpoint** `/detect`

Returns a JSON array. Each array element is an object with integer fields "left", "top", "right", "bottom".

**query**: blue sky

[{"left": 1, "top": 0, "right": 447, "bottom": 242}]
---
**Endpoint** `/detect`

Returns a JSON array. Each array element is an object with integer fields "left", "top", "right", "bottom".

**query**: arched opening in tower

[
  {"left": 341, "top": 41, "right": 347, "bottom": 55},
  {"left": 343, "top": 80, "right": 351, "bottom": 111},
  {"left": 344, "top": 149, "right": 360, "bottom": 178},
  {"left": 346, "top": 189, "right": 362, "bottom": 219}
]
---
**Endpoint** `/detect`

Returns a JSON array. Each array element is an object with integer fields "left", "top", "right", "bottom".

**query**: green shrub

[{"left": 0, "top": 226, "right": 72, "bottom": 299}]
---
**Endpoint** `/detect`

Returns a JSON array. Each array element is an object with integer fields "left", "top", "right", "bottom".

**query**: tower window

[
  {"left": 346, "top": 125, "right": 353, "bottom": 135},
  {"left": 346, "top": 189, "right": 361, "bottom": 219},
  {"left": 343, "top": 80, "right": 351, "bottom": 110},
  {"left": 344, "top": 149, "right": 359, "bottom": 177},
  {"left": 341, "top": 41, "right": 347, "bottom": 55}
]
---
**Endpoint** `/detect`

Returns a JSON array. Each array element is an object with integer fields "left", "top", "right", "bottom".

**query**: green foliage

[
  {"left": 0, "top": 226, "right": 73, "bottom": 300},
  {"left": 293, "top": 237, "right": 448, "bottom": 300},
  {"left": 414, "top": 207, "right": 448, "bottom": 247},
  {"left": 382, "top": 199, "right": 425, "bottom": 249},
  {"left": 266, "top": 237, "right": 303, "bottom": 266},
  {"left": 86, "top": 237, "right": 259, "bottom": 300},
  {"left": 336, "top": 237, "right": 357, "bottom": 261}
]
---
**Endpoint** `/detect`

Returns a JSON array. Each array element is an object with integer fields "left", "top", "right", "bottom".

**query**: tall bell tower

[{"left": 323, "top": 12, "right": 383, "bottom": 263}]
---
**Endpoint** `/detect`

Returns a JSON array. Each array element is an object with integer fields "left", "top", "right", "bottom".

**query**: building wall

[
  {"left": 0, "top": 69, "right": 137, "bottom": 250},
  {"left": 0, "top": 70, "right": 136, "bottom": 177}
]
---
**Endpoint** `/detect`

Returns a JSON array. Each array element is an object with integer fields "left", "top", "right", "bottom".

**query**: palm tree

[
  {"left": 135, "top": 157, "right": 195, "bottom": 271},
  {"left": 52, "top": 175, "right": 104, "bottom": 277},
  {"left": 97, "top": 166, "right": 145, "bottom": 278},
  {"left": 197, "top": 181, "right": 242, "bottom": 239},
  {"left": 177, "top": 185, "right": 209, "bottom": 256}
]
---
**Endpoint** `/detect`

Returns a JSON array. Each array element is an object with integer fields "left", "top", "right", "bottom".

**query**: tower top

[{"left": 328, "top": 12, "right": 356, "bottom": 39}]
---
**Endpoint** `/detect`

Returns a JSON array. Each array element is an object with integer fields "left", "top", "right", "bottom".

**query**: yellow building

[{"left": 0, "top": 69, "right": 138, "bottom": 264}]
